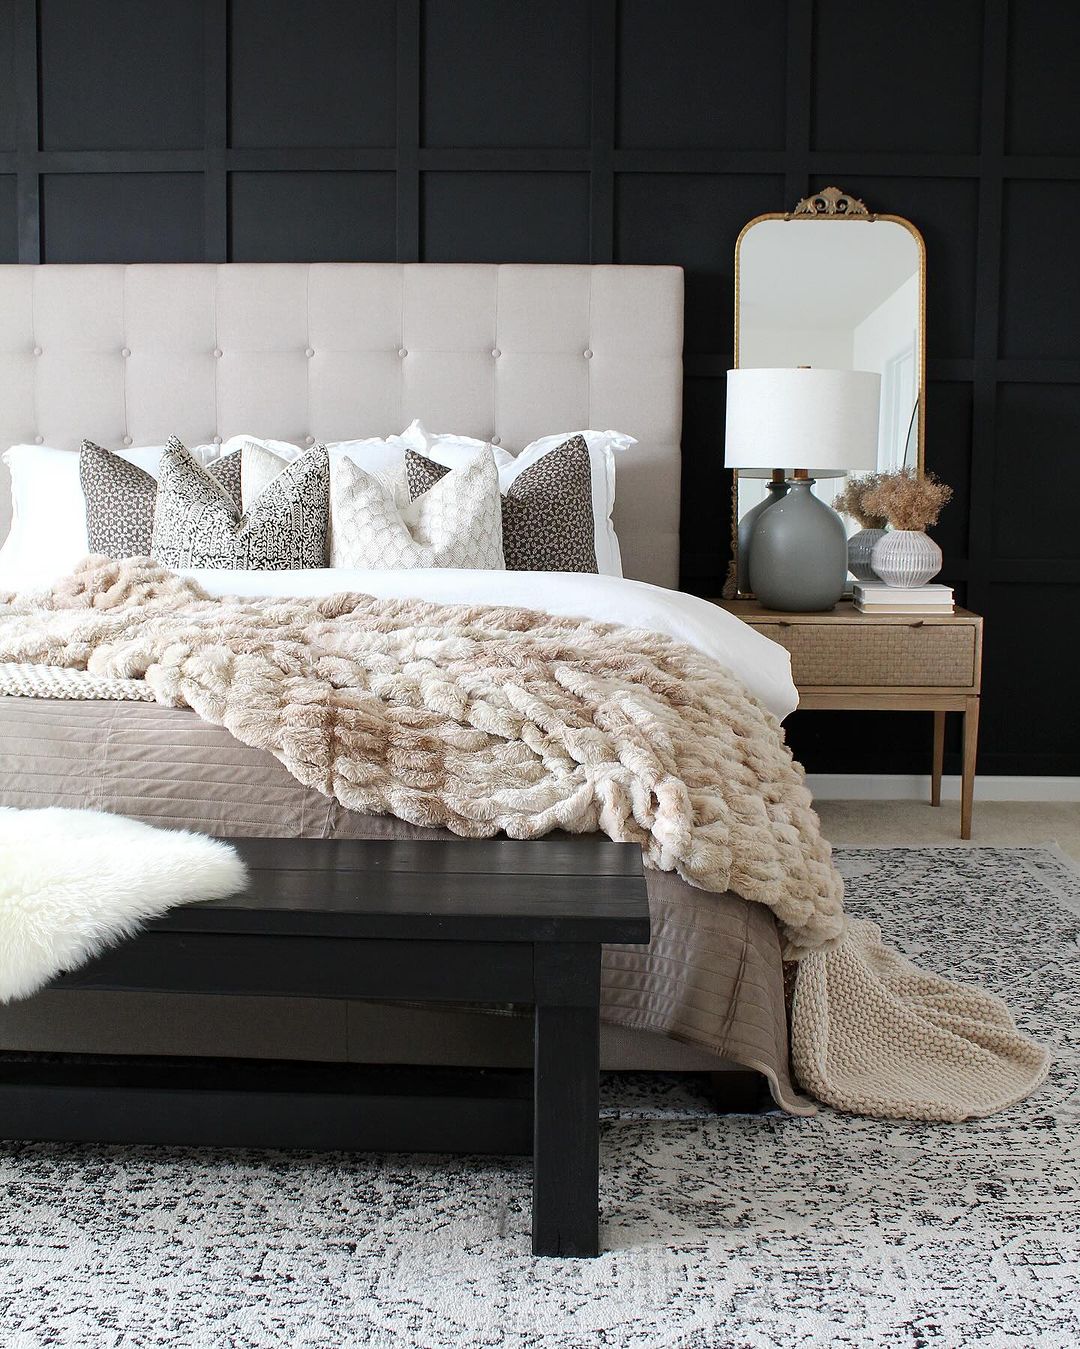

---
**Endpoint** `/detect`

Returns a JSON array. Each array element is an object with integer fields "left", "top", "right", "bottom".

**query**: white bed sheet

[{"left": 184, "top": 568, "right": 799, "bottom": 721}]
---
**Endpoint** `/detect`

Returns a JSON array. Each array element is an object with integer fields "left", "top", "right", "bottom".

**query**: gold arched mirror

[{"left": 730, "top": 187, "right": 926, "bottom": 596}]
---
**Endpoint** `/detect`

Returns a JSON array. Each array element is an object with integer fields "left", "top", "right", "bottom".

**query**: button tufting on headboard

[{"left": 0, "top": 263, "right": 684, "bottom": 587}]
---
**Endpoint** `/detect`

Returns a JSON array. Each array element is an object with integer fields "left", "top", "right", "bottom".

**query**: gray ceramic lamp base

[
  {"left": 748, "top": 478, "right": 849, "bottom": 611},
  {"left": 736, "top": 479, "right": 789, "bottom": 594}
]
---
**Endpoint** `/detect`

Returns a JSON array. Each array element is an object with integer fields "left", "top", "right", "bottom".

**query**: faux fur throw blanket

[{"left": 0, "top": 558, "right": 1049, "bottom": 1120}]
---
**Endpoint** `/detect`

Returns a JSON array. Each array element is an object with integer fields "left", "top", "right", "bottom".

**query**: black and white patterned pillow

[
  {"left": 80, "top": 441, "right": 241, "bottom": 558},
  {"left": 405, "top": 434, "right": 597, "bottom": 572},
  {"left": 151, "top": 437, "right": 329, "bottom": 570},
  {"left": 206, "top": 446, "right": 242, "bottom": 509}
]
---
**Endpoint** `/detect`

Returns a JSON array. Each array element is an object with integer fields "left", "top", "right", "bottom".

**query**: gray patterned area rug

[{"left": 1, "top": 845, "right": 1078, "bottom": 1349}]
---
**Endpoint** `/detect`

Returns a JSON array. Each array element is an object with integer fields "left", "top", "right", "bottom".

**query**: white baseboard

[{"left": 805, "top": 773, "right": 1080, "bottom": 803}]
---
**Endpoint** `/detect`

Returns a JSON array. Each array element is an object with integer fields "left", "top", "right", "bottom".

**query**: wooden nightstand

[{"left": 718, "top": 600, "right": 984, "bottom": 839}]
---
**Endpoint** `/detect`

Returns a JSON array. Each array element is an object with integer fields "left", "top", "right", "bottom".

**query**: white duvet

[{"left": 183, "top": 567, "right": 799, "bottom": 721}]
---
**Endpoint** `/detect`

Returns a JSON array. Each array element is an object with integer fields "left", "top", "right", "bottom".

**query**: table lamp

[{"left": 725, "top": 367, "right": 881, "bottom": 610}]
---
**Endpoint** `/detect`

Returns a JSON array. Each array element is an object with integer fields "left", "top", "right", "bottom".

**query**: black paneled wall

[{"left": 2, "top": 0, "right": 1078, "bottom": 776}]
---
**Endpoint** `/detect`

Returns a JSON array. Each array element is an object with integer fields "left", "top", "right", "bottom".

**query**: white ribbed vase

[
  {"left": 847, "top": 527, "right": 887, "bottom": 581},
  {"left": 871, "top": 530, "right": 943, "bottom": 587}
]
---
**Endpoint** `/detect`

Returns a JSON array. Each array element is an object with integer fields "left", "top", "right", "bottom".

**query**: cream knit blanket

[{"left": 0, "top": 558, "right": 1049, "bottom": 1120}]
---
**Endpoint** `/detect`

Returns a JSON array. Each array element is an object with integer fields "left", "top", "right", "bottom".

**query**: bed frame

[
  {"left": 0, "top": 262, "right": 756, "bottom": 1085},
  {"left": 0, "top": 262, "right": 683, "bottom": 588}
]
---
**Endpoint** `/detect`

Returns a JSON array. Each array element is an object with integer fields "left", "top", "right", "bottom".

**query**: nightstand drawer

[{"left": 757, "top": 620, "right": 977, "bottom": 687}]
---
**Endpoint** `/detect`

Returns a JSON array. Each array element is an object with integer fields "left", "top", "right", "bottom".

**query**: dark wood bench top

[{"left": 150, "top": 837, "right": 652, "bottom": 945}]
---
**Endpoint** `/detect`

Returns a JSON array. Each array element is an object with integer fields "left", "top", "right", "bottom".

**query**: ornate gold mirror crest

[{"left": 789, "top": 186, "right": 873, "bottom": 218}]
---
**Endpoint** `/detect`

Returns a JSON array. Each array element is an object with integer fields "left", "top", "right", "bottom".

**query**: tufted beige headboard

[{"left": 0, "top": 263, "right": 683, "bottom": 587}]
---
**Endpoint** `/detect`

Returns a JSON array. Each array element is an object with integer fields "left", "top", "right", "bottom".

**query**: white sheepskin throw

[{"left": 0, "top": 807, "right": 246, "bottom": 1003}]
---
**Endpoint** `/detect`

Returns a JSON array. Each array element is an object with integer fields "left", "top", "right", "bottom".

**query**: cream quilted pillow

[{"left": 331, "top": 450, "right": 504, "bottom": 570}]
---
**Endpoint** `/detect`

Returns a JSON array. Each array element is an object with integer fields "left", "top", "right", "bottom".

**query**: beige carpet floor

[{"left": 816, "top": 797, "right": 1080, "bottom": 862}]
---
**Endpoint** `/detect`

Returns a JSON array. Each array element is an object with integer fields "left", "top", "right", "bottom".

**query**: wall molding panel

[{"left": 1, "top": 0, "right": 1076, "bottom": 776}]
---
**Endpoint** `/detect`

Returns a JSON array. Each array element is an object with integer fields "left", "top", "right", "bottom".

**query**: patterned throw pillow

[
  {"left": 405, "top": 434, "right": 598, "bottom": 572},
  {"left": 240, "top": 439, "right": 301, "bottom": 511},
  {"left": 152, "top": 437, "right": 329, "bottom": 570},
  {"left": 80, "top": 441, "right": 241, "bottom": 558},
  {"left": 331, "top": 450, "right": 504, "bottom": 570},
  {"left": 206, "top": 446, "right": 242, "bottom": 509}
]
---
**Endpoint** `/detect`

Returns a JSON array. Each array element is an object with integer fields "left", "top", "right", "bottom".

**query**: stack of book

[{"left": 853, "top": 580, "right": 954, "bottom": 614}]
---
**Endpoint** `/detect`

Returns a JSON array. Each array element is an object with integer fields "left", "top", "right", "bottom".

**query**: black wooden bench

[{"left": 6, "top": 836, "right": 651, "bottom": 1257}]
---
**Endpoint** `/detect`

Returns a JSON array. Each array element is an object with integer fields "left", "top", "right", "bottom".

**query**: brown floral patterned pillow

[
  {"left": 405, "top": 434, "right": 597, "bottom": 572},
  {"left": 80, "top": 441, "right": 241, "bottom": 558}
]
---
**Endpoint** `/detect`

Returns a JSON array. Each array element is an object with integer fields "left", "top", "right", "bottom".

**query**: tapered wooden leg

[
  {"left": 931, "top": 711, "right": 946, "bottom": 807},
  {"left": 532, "top": 944, "right": 600, "bottom": 1257},
  {"left": 961, "top": 696, "right": 980, "bottom": 840}
]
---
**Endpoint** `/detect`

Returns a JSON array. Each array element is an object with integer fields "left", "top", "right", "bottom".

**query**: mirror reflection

[{"left": 733, "top": 196, "right": 925, "bottom": 590}]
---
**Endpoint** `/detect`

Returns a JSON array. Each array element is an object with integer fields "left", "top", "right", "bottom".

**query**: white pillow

[
  {"left": 222, "top": 434, "right": 408, "bottom": 508},
  {"left": 398, "top": 420, "right": 632, "bottom": 577},
  {"left": 331, "top": 451, "right": 505, "bottom": 571},
  {"left": 234, "top": 437, "right": 406, "bottom": 511},
  {"left": 393, "top": 420, "right": 517, "bottom": 473},
  {"left": 0, "top": 440, "right": 222, "bottom": 587}
]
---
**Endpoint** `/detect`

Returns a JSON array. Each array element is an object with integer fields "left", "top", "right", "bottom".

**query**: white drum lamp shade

[
  {"left": 726, "top": 368, "right": 882, "bottom": 612},
  {"left": 724, "top": 367, "right": 881, "bottom": 472}
]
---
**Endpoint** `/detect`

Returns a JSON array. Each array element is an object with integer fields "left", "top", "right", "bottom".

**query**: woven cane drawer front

[{"left": 758, "top": 622, "right": 977, "bottom": 687}]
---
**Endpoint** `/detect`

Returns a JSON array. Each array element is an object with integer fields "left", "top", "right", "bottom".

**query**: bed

[{"left": 0, "top": 262, "right": 805, "bottom": 1113}]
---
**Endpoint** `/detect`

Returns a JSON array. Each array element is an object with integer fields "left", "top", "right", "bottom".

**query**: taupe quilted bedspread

[{"left": 0, "top": 696, "right": 805, "bottom": 1112}]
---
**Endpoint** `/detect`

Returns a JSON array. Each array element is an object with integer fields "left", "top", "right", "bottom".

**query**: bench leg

[{"left": 532, "top": 944, "right": 600, "bottom": 1257}]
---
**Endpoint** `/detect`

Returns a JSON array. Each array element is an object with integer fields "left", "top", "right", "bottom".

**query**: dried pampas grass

[
  {"left": 863, "top": 469, "right": 953, "bottom": 532},
  {"left": 832, "top": 473, "right": 888, "bottom": 530}
]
